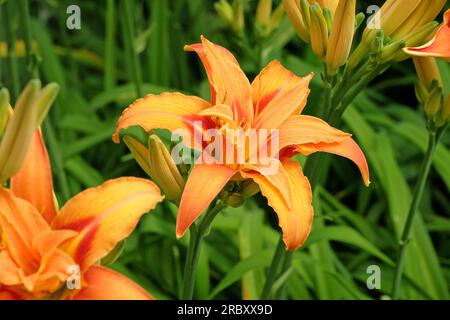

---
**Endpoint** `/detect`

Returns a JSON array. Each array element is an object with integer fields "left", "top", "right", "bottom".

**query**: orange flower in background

[
  {"left": 0, "top": 130, "right": 163, "bottom": 300},
  {"left": 404, "top": 9, "right": 450, "bottom": 60},
  {"left": 114, "top": 36, "right": 369, "bottom": 251}
]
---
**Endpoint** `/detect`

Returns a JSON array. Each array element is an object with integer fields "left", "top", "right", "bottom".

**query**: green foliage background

[{"left": 1, "top": 0, "right": 449, "bottom": 299}]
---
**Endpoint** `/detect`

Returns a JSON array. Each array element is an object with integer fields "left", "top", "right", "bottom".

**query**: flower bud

[
  {"left": 256, "top": 0, "right": 272, "bottom": 28},
  {"left": 232, "top": 0, "right": 245, "bottom": 34},
  {"left": 241, "top": 180, "right": 260, "bottom": 199},
  {"left": 309, "top": 3, "right": 328, "bottom": 60},
  {"left": 215, "top": 0, "right": 234, "bottom": 26},
  {"left": 34, "top": 83, "right": 59, "bottom": 128},
  {"left": 0, "top": 80, "right": 42, "bottom": 183},
  {"left": 412, "top": 57, "right": 443, "bottom": 90},
  {"left": 282, "top": 0, "right": 310, "bottom": 42},
  {"left": 148, "top": 134, "right": 185, "bottom": 203},
  {"left": 0, "top": 88, "right": 12, "bottom": 137},
  {"left": 326, "top": 0, "right": 356, "bottom": 75},
  {"left": 424, "top": 84, "right": 443, "bottom": 120}
]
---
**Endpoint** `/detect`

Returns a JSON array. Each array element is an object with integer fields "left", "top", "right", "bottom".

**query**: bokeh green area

[{"left": 1, "top": 0, "right": 449, "bottom": 299}]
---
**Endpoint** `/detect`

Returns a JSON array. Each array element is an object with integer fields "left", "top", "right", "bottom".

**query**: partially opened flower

[
  {"left": 404, "top": 9, "right": 450, "bottom": 61},
  {"left": 0, "top": 130, "right": 163, "bottom": 300},
  {"left": 114, "top": 36, "right": 369, "bottom": 250}
]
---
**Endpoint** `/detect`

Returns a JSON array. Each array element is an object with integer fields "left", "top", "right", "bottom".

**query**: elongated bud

[
  {"left": 34, "top": 83, "right": 59, "bottom": 128},
  {"left": 424, "top": 84, "right": 443, "bottom": 120},
  {"left": 0, "top": 88, "right": 12, "bottom": 137},
  {"left": 403, "top": 21, "right": 440, "bottom": 49},
  {"left": 232, "top": 0, "right": 245, "bottom": 33},
  {"left": 282, "top": 0, "right": 310, "bottom": 42},
  {"left": 123, "top": 135, "right": 153, "bottom": 178},
  {"left": 412, "top": 57, "right": 443, "bottom": 90},
  {"left": 300, "top": 0, "right": 311, "bottom": 28},
  {"left": 309, "top": 0, "right": 338, "bottom": 16},
  {"left": 379, "top": 40, "right": 406, "bottom": 64},
  {"left": 0, "top": 80, "right": 41, "bottom": 183},
  {"left": 148, "top": 134, "right": 185, "bottom": 203},
  {"left": 326, "top": 0, "right": 356, "bottom": 75},
  {"left": 215, "top": 0, "right": 234, "bottom": 26},
  {"left": 267, "top": 3, "right": 284, "bottom": 34},
  {"left": 309, "top": 3, "right": 328, "bottom": 60},
  {"left": 391, "top": 0, "right": 446, "bottom": 40},
  {"left": 256, "top": 0, "right": 272, "bottom": 27}
]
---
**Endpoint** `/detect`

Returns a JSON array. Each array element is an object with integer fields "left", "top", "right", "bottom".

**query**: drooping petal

[
  {"left": 251, "top": 60, "right": 313, "bottom": 117},
  {"left": 252, "top": 63, "right": 313, "bottom": 130},
  {"left": 176, "top": 163, "right": 236, "bottom": 237},
  {"left": 113, "top": 92, "right": 212, "bottom": 148},
  {"left": 404, "top": 9, "right": 450, "bottom": 60},
  {"left": 297, "top": 138, "right": 370, "bottom": 186},
  {"left": 241, "top": 158, "right": 313, "bottom": 250},
  {"left": 0, "top": 287, "right": 27, "bottom": 300},
  {"left": 278, "top": 115, "right": 351, "bottom": 150},
  {"left": 242, "top": 159, "right": 292, "bottom": 209},
  {"left": 185, "top": 36, "right": 253, "bottom": 125},
  {"left": 51, "top": 177, "right": 164, "bottom": 270},
  {"left": 72, "top": 266, "right": 153, "bottom": 300},
  {"left": 10, "top": 129, "right": 57, "bottom": 223},
  {"left": 0, "top": 188, "right": 49, "bottom": 273}
]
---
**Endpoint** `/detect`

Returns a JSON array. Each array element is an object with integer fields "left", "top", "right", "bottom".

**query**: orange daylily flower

[
  {"left": 113, "top": 36, "right": 369, "bottom": 251},
  {"left": 404, "top": 9, "right": 450, "bottom": 60},
  {"left": 0, "top": 130, "right": 164, "bottom": 300}
]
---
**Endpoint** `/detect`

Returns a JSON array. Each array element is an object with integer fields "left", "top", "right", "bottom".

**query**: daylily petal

[
  {"left": 113, "top": 92, "right": 212, "bottom": 148},
  {"left": 241, "top": 158, "right": 313, "bottom": 250},
  {"left": 0, "top": 251, "right": 21, "bottom": 286},
  {"left": 278, "top": 115, "right": 351, "bottom": 150},
  {"left": 185, "top": 36, "right": 253, "bottom": 124},
  {"left": 10, "top": 129, "right": 57, "bottom": 223},
  {"left": 404, "top": 9, "right": 450, "bottom": 60},
  {"left": 297, "top": 138, "right": 370, "bottom": 186},
  {"left": 242, "top": 159, "right": 292, "bottom": 209},
  {"left": 252, "top": 65, "right": 313, "bottom": 130},
  {"left": 51, "top": 177, "right": 164, "bottom": 270},
  {"left": 177, "top": 163, "right": 236, "bottom": 237},
  {"left": 72, "top": 265, "right": 153, "bottom": 300},
  {"left": 251, "top": 60, "right": 313, "bottom": 117},
  {"left": 0, "top": 188, "right": 49, "bottom": 273}
]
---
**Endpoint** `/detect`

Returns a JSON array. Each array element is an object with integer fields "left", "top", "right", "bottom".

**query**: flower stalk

[
  {"left": 182, "top": 200, "right": 227, "bottom": 299},
  {"left": 391, "top": 126, "right": 446, "bottom": 299}
]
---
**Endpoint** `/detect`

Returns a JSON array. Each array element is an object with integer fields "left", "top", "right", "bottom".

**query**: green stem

[
  {"left": 121, "top": 0, "right": 142, "bottom": 97},
  {"left": 3, "top": 1, "right": 20, "bottom": 99},
  {"left": 391, "top": 129, "right": 439, "bottom": 299},
  {"left": 18, "top": 0, "right": 37, "bottom": 79},
  {"left": 260, "top": 236, "right": 286, "bottom": 299},
  {"left": 182, "top": 201, "right": 226, "bottom": 300}
]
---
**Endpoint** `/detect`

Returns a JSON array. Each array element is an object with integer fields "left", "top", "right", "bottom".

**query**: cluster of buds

[
  {"left": 215, "top": 0, "right": 284, "bottom": 38},
  {"left": 124, "top": 134, "right": 185, "bottom": 204},
  {"left": 348, "top": 0, "right": 446, "bottom": 69},
  {"left": 0, "top": 80, "right": 59, "bottom": 184},
  {"left": 283, "top": 0, "right": 357, "bottom": 75},
  {"left": 413, "top": 57, "right": 449, "bottom": 129}
]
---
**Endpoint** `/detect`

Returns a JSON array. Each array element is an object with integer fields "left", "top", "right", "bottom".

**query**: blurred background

[{"left": 0, "top": 0, "right": 449, "bottom": 299}]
